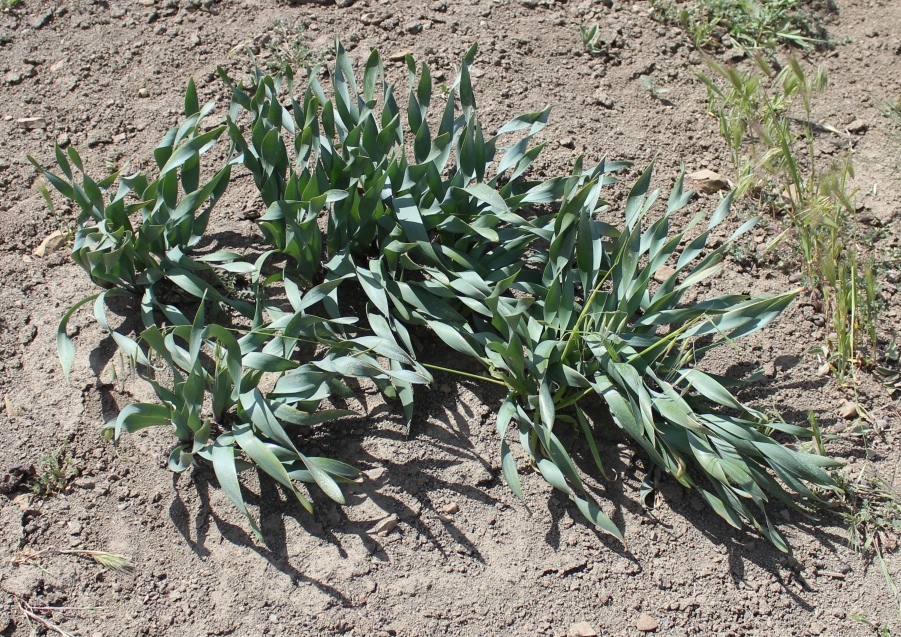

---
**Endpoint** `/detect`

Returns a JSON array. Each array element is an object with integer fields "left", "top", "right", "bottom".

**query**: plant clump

[{"left": 32, "top": 41, "right": 840, "bottom": 550}]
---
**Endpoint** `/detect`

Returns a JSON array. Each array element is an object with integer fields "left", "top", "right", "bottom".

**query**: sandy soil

[{"left": 1, "top": 0, "right": 901, "bottom": 635}]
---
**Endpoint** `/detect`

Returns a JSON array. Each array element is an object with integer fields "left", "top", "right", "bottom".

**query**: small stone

[
  {"left": 363, "top": 467, "right": 387, "bottom": 482},
  {"left": 68, "top": 520, "right": 83, "bottom": 535},
  {"left": 569, "top": 621, "right": 598, "bottom": 637},
  {"left": 442, "top": 502, "right": 459, "bottom": 515},
  {"left": 137, "top": 0, "right": 155, "bottom": 5},
  {"left": 137, "top": 87, "right": 150, "bottom": 98},
  {"left": 594, "top": 89, "right": 614, "bottom": 109},
  {"left": 839, "top": 401, "right": 858, "bottom": 419},
  {"left": 371, "top": 515, "right": 398, "bottom": 536},
  {"left": 57, "top": 132, "right": 70, "bottom": 147},
  {"left": 30, "top": 12, "right": 53, "bottom": 29},
  {"left": 687, "top": 169, "right": 730, "bottom": 194},
  {"left": 439, "top": 383, "right": 452, "bottom": 393},
  {"left": 637, "top": 614, "right": 659, "bottom": 632},
  {"left": 32, "top": 230, "right": 68, "bottom": 257},
  {"left": 389, "top": 50, "right": 412, "bottom": 62},
  {"left": 405, "top": 21, "right": 423, "bottom": 34},
  {"left": 653, "top": 266, "right": 676, "bottom": 284},
  {"left": 5, "top": 71, "right": 24, "bottom": 85},
  {"left": 16, "top": 116, "right": 46, "bottom": 130},
  {"left": 559, "top": 137, "right": 575, "bottom": 149},
  {"left": 789, "top": 272, "right": 803, "bottom": 283},
  {"left": 847, "top": 120, "right": 868, "bottom": 134}
]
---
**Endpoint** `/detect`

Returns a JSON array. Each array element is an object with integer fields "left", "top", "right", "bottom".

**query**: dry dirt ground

[{"left": 1, "top": 0, "right": 901, "bottom": 635}]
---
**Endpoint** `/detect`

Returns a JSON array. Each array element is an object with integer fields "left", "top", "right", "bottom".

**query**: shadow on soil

[{"left": 160, "top": 361, "right": 859, "bottom": 611}]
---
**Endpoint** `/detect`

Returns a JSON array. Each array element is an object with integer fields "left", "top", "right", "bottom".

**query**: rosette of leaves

[
  {"left": 107, "top": 292, "right": 431, "bottom": 537},
  {"left": 30, "top": 80, "right": 259, "bottom": 378},
  {"left": 220, "top": 42, "right": 840, "bottom": 548}
]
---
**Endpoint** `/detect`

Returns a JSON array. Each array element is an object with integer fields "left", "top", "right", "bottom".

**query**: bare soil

[{"left": 1, "top": 0, "right": 901, "bottom": 635}]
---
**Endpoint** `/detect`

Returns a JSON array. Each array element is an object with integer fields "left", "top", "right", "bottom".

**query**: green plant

[
  {"left": 37, "top": 40, "right": 843, "bottom": 550},
  {"left": 651, "top": 0, "right": 823, "bottom": 50},
  {"left": 852, "top": 615, "right": 895, "bottom": 637},
  {"left": 579, "top": 25, "right": 605, "bottom": 56},
  {"left": 219, "top": 43, "right": 840, "bottom": 548},
  {"left": 108, "top": 299, "right": 429, "bottom": 538},
  {"left": 259, "top": 19, "right": 323, "bottom": 74},
  {"left": 838, "top": 471, "right": 901, "bottom": 623},
  {"left": 875, "top": 339, "right": 901, "bottom": 395},
  {"left": 30, "top": 80, "right": 260, "bottom": 378},
  {"left": 650, "top": 0, "right": 722, "bottom": 49},
  {"left": 640, "top": 74, "right": 670, "bottom": 101},
  {"left": 699, "top": 55, "right": 875, "bottom": 380},
  {"left": 28, "top": 444, "right": 79, "bottom": 498},
  {"left": 838, "top": 473, "right": 901, "bottom": 555},
  {"left": 37, "top": 181, "right": 71, "bottom": 239}
]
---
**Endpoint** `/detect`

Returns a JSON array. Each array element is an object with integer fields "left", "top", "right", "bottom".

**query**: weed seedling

[{"left": 28, "top": 444, "right": 78, "bottom": 497}]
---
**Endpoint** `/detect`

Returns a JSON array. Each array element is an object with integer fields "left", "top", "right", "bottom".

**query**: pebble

[
  {"left": 839, "top": 401, "right": 859, "bottom": 419},
  {"left": 389, "top": 50, "right": 412, "bottom": 62},
  {"left": 847, "top": 119, "right": 868, "bottom": 134},
  {"left": 17, "top": 116, "right": 47, "bottom": 130},
  {"left": 442, "top": 502, "right": 459, "bottom": 515},
  {"left": 687, "top": 168, "right": 729, "bottom": 194},
  {"left": 30, "top": 12, "right": 53, "bottom": 29},
  {"left": 137, "top": 87, "right": 150, "bottom": 98},
  {"left": 637, "top": 614, "right": 659, "bottom": 632},
  {"left": 569, "top": 621, "right": 598, "bottom": 637},
  {"left": 594, "top": 89, "right": 614, "bottom": 109},
  {"left": 405, "top": 21, "right": 424, "bottom": 34},
  {"left": 371, "top": 515, "right": 398, "bottom": 536},
  {"left": 33, "top": 230, "right": 67, "bottom": 257},
  {"left": 653, "top": 265, "right": 676, "bottom": 284}
]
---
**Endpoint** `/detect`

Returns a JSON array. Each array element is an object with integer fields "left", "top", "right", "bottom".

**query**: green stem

[
  {"left": 561, "top": 267, "right": 614, "bottom": 362},
  {"left": 422, "top": 363, "right": 507, "bottom": 387},
  {"left": 556, "top": 387, "right": 595, "bottom": 411}
]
